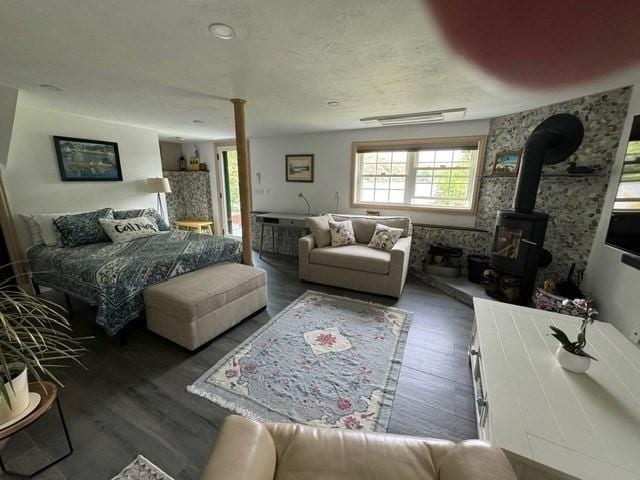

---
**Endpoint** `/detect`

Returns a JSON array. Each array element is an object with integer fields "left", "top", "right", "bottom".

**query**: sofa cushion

[
  {"left": 310, "top": 244, "right": 390, "bottom": 274},
  {"left": 53, "top": 208, "right": 114, "bottom": 247},
  {"left": 329, "top": 220, "right": 356, "bottom": 247},
  {"left": 330, "top": 215, "right": 411, "bottom": 243},
  {"left": 368, "top": 223, "right": 403, "bottom": 251},
  {"left": 306, "top": 215, "right": 331, "bottom": 247}
]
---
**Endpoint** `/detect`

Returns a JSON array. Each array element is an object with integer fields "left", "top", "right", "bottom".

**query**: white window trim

[{"left": 350, "top": 136, "right": 487, "bottom": 214}]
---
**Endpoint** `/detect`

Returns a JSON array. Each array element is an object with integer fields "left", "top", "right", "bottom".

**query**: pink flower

[
  {"left": 315, "top": 333, "right": 337, "bottom": 346},
  {"left": 337, "top": 397, "right": 352, "bottom": 410},
  {"left": 343, "top": 416, "right": 360, "bottom": 429},
  {"left": 374, "top": 314, "right": 386, "bottom": 323},
  {"left": 242, "top": 363, "right": 257, "bottom": 374},
  {"left": 225, "top": 369, "right": 239, "bottom": 378}
]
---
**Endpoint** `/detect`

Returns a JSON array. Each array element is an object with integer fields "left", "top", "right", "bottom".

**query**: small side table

[
  {"left": 0, "top": 382, "right": 73, "bottom": 478},
  {"left": 175, "top": 220, "right": 214, "bottom": 235}
]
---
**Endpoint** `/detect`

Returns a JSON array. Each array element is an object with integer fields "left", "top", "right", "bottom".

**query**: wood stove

[{"left": 487, "top": 114, "right": 584, "bottom": 305}]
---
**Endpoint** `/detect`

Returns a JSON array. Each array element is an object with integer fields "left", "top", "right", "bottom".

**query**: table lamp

[{"left": 146, "top": 177, "right": 171, "bottom": 223}]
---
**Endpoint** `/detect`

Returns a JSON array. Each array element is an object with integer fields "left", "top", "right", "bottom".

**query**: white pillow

[
  {"left": 328, "top": 220, "right": 356, "bottom": 247},
  {"left": 20, "top": 214, "right": 44, "bottom": 246},
  {"left": 31, "top": 212, "right": 79, "bottom": 247},
  {"left": 99, "top": 216, "right": 160, "bottom": 243},
  {"left": 368, "top": 223, "right": 403, "bottom": 251}
]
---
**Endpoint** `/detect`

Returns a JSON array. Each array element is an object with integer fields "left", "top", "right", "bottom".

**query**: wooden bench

[{"left": 144, "top": 263, "right": 267, "bottom": 350}]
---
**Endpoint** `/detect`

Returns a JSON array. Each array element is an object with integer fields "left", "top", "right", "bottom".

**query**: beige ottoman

[{"left": 144, "top": 262, "right": 267, "bottom": 350}]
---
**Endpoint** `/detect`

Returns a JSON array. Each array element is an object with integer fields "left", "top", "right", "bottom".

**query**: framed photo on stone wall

[
  {"left": 492, "top": 150, "right": 521, "bottom": 176},
  {"left": 285, "top": 154, "right": 314, "bottom": 182}
]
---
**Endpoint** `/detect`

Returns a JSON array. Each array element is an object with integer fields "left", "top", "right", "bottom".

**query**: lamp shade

[{"left": 146, "top": 177, "right": 171, "bottom": 194}]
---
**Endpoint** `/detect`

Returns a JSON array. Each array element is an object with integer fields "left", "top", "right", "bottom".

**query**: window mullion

[{"left": 404, "top": 152, "right": 417, "bottom": 205}]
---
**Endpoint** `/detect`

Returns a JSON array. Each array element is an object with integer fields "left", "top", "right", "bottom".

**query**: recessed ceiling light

[
  {"left": 327, "top": 101, "right": 341, "bottom": 107},
  {"left": 208, "top": 23, "right": 235, "bottom": 40},
  {"left": 192, "top": 120, "right": 204, "bottom": 124},
  {"left": 39, "top": 84, "right": 63, "bottom": 92}
]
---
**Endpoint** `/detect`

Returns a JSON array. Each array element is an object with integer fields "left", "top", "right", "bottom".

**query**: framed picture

[
  {"left": 285, "top": 154, "right": 314, "bottom": 182},
  {"left": 492, "top": 150, "right": 521, "bottom": 176},
  {"left": 54, "top": 136, "right": 123, "bottom": 181}
]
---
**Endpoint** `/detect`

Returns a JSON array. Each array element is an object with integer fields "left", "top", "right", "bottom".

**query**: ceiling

[{"left": 1, "top": 0, "right": 638, "bottom": 141}]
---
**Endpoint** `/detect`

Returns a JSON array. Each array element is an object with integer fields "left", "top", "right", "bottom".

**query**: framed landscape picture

[
  {"left": 492, "top": 150, "right": 521, "bottom": 176},
  {"left": 285, "top": 154, "right": 314, "bottom": 182},
  {"left": 54, "top": 136, "right": 123, "bottom": 181}
]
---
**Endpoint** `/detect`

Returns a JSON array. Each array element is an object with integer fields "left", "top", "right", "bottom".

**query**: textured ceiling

[{"left": 0, "top": 0, "right": 637, "bottom": 140}]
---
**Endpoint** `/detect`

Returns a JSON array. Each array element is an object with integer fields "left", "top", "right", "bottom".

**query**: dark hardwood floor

[{"left": 2, "top": 253, "right": 477, "bottom": 479}]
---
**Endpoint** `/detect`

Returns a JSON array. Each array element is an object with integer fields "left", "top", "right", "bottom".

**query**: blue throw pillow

[
  {"left": 113, "top": 208, "right": 169, "bottom": 231},
  {"left": 53, "top": 208, "right": 114, "bottom": 247}
]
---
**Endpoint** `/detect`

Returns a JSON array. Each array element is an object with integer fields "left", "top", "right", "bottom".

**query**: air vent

[{"left": 360, "top": 108, "right": 466, "bottom": 126}]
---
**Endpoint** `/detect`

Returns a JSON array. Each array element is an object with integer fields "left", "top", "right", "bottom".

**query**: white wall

[
  {"left": 585, "top": 84, "right": 640, "bottom": 339},
  {"left": 159, "top": 141, "right": 183, "bottom": 171},
  {"left": 0, "top": 86, "right": 18, "bottom": 168},
  {"left": 249, "top": 120, "right": 491, "bottom": 227},
  {"left": 4, "top": 104, "right": 163, "bottom": 248}
]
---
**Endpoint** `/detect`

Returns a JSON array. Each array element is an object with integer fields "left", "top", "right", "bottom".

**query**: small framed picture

[
  {"left": 54, "top": 136, "right": 123, "bottom": 181},
  {"left": 285, "top": 154, "right": 314, "bottom": 182},
  {"left": 492, "top": 150, "right": 521, "bottom": 176}
]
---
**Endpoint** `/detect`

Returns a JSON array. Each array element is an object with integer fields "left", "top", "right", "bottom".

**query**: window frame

[
  {"left": 350, "top": 136, "right": 487, "bottom": 214},
  {"left": 612, "top": 140, "right": 640, "bottom": 212}
]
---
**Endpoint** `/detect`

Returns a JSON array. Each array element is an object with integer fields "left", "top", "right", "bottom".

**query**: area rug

[
  {"left": 111, "top": 455, "right": 173, "bottom": 480},
  {"left": 188, "top": 290, "right": 412, "bottom": 432}
]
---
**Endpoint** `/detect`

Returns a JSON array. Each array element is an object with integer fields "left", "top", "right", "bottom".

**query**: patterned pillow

[
  {"left": 99, "top": 216, "right": 160, "bottom": 243},
  {"left": 53, "top": 208, "right": 114, "bottom": 247},
  {"left": 113, "top": 208, "right": 169, "bottom": 231},
  {"left": 368, "top": 223, "right": 403, "bottom": 251},
  {"left": 329, "top": 220, "right": 356, "bottom": 247}
]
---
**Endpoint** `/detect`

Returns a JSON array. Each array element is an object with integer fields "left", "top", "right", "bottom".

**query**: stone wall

[
  {"left": 410, "top": 225, "right": 490, "bottom": 272},
  {"left": 475, "top": 87, "right": 631, "bottom": 283},
  {"left": 164, "top": 171, "right": 214, "bottom": 226}
]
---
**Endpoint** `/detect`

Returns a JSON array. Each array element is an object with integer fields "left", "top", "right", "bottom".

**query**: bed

[{"left": 27, "top": 230, "right": 242, "bottom": 336}]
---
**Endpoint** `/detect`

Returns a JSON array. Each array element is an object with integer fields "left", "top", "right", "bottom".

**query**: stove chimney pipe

[{"left": 512, "top": 114, "right": 584, "bottom": 213}]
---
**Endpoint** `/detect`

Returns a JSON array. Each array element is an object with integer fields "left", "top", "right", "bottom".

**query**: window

[
  {"left": 351, "top": 137, "right": 486, "bottom": 212},
  {"left": 613, "top": 139, "right": 640, "bottom": 211}
]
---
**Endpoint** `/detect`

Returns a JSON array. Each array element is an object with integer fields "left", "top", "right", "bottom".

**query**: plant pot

[
  {"left": 556, "top": 346, "right": 591, "bottom": 373},
  {"left": 0, "top": 368, "right": 30, "bottom": 423}
]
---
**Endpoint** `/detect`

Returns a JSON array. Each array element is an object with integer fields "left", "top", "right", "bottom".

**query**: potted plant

[
  {"left": 0, "top": 278, "right": 87, "bottom": 424},
  {"left": 548, "top": 298, "right": 598, "bottom": 373}
]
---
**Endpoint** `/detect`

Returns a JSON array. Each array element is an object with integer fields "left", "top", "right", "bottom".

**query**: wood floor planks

[{"left": 3, "top": 253, "right": 477, "bottom": 479}]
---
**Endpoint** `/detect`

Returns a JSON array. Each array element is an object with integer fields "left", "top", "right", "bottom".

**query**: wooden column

[
  {"left": 231, "top": 98, "right": 253, "bottom": 266},
  {"left": 0, "top": 173, "right": 31, "bottom": 291}
]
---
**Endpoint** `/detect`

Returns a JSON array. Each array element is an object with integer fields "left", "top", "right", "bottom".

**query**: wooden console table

[
  {"left": 255, "top": 213, "right": 308, "bottom": 258},
  {"left": 470, "top": 298, "right": 640, "bottom": 480}
]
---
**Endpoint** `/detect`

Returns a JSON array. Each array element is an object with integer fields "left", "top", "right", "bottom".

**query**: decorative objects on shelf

[
  {"left": 286, "top": 154, "right": 314, "bottom": 182},
  {"left": 146, "top": 177, "right": 172, "bottom": 224},
  {"left": 548, "top": 298, "right": 598, "bottom": 373},
  {"left": 491, "top": 149, "right": 521, "bottom": 176},
  {"left": 0, "top": 275, "right": 87, "bottom": 424},
  {"left": 54, "top": 136, "right": 123, "bottom": 181}
]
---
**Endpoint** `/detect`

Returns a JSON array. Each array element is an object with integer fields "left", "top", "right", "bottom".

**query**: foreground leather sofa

[{"left": 201, "top": 415, "right": 517, "bottom": 480}]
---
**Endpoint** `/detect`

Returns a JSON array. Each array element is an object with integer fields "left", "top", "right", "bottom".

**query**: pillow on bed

[
  {"left": 113, "top": 208, "right": 169, "bottom": 231},
  {"left": 53, "top": 208, "right": 114, "bottom": 247},
  {"left": 99, "top": 216, "right": 160, "bottom": 243}
]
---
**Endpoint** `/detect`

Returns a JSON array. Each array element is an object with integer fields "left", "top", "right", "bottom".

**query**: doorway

[{"left": 217, "top": 145, "right": 242, "bottom": 238}]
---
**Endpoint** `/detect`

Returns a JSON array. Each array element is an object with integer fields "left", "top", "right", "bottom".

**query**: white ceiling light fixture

[
  {"left": 192, "top": 119, "right": 204, "bottom": 124},
  {"left": 208, "top": 23, "right": 235, "bottom": 40},
  {"left": 360, "top": 108, "right": 466, "bottom": 126},
  {"left": 39, "top": 84, "right": 63, "bottom": 92}
]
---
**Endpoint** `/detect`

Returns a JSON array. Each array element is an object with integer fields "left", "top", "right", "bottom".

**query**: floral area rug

[
  {"left": 188, "top": 290, "right": 412, "bottom": 432},
  {"left": 111, "top": 455, "right": 174, "bottom": 480}
]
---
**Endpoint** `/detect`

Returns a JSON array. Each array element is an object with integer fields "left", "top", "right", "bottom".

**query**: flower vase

[{"left": 556, "top": 346, "right": 591, "bottom": 373}]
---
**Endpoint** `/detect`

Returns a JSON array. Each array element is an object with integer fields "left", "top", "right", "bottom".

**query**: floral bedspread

[{"left": 27, "top": 231, "right": 242, "bottom": 335}]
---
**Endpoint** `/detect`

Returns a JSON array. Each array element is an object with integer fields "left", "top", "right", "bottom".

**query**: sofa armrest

[
  {"left": 388, "top": 236, "right": 412, "bottom": 297},
  {"left": 298, "top": 234, "right": 315, "bottom": 280},
  {"left": 439, "top": 440, "right": 517, "bottom": 480},
  {"left": 201, "top": 415, "right": 277, "bottom": 480}
]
